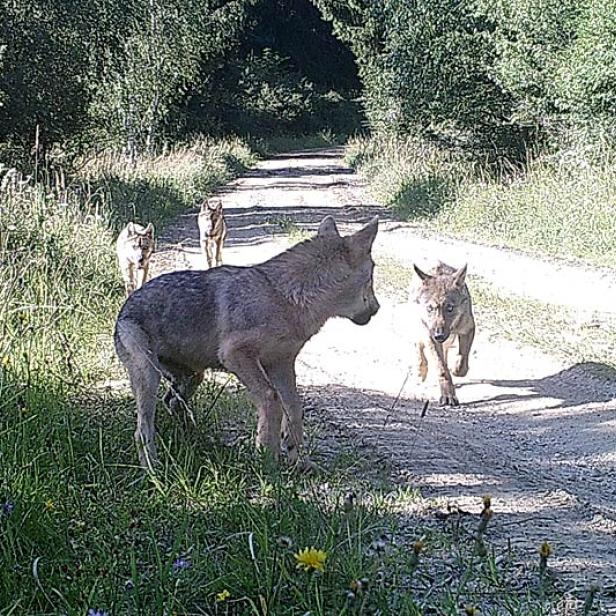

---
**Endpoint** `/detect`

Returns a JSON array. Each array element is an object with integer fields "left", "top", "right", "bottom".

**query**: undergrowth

[{"left": 347, "top": 135, "right": 616, "bottom": 268}]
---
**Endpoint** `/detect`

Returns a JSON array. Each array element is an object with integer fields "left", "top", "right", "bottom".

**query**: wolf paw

[
  {"left": 439, "top": 383, "right": 459, "bottom": 406},
  {"left": 452, "top": 358, "right": 469, "bottom": 377},
  {"left": 439, "top": 393, "right": 459, "bottom": 406}
]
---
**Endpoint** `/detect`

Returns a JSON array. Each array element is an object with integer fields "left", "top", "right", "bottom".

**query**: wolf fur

[
  {"left": 198, "top": 198, "right": 227, "bottom": 268},
  {"left": 114, "top": 215, "right": 380, "bottom": 469},
  {"left": 116, "top": 222, "right": 155, "bottom": 296},
  {"left": 410, "top": 261, "right": 475, "bottom": 406}
]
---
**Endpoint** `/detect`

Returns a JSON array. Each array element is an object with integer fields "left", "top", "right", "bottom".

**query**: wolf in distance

[
  {"left": 410, "top": 261, "right": 475, "bottom": 406},
  {"left": 116, "top": 222, "right": 155, "bottom": 296},
  {"left": 114, "top": 216, "right": 380, "bottom": 469},
  {"left": 198, "top": 198, "right": 227, "bottom": 268}
]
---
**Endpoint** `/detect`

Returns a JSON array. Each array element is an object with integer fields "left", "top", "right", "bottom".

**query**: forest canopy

[{"left": 1, "top": 0, "right": 614, "bottom": 157}]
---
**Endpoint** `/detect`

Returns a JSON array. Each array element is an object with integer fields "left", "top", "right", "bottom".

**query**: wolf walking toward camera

[
  {"left": 410, "top": 262, "right": 475, "bottom": 406},
  {"left": 116, "top": 222, "right": 155, "bottom": 296},
  {"left": 198, "top": 198, "right": 227, "bottom": 268},
  {"left": 114, "top": 215, "right": 380, "bottom": 469}
]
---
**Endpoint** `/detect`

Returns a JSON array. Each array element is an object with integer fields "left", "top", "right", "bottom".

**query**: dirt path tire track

[{"left": 150, "top": 147, "right": 616, "bottom": 599}]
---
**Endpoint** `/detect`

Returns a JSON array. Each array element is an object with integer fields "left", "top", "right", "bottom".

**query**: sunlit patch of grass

[
  {"left": 266, "top": 214, "right": 313, "bottom": 242},
  {"left": 0, "top": 370, "right": 571, "bottom": 615},
  {"left": 471, "top": 280, "right": 616, "bottom": 371},
  {"left": 348, "top": 135, "right": 616, "bottom": 268}
]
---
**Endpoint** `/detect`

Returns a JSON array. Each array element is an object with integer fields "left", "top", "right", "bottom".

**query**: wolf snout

[
  {"left": 432, "top": 330, "right": 449, "bottom": 343},
  {"left": 352, "top": 301, "right": 380, "bottom": 325}
]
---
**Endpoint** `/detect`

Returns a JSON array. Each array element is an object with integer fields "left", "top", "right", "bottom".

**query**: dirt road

[{"left": 151, "top": 148, "right": 616, "bottom": 599}]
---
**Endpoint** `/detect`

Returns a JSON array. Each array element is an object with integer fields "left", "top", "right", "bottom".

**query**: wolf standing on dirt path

[
  {"left": 198, "top": 197, "right": 227, "bottom": 268},
  {"left": 116, "top": 222, "right": 155, "bottom": 296},
  {"left": 410, "top": 262, "right": 475, "bottom": 406},
  {"left": 114, "top": 215, "right": 380, "bottom": 469}
]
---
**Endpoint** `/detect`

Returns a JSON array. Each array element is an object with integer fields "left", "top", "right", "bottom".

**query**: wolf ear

[
  {"left": 452, "top": 263, "right": 467, "bottom": 287},
  {"left": 318, "top": 216, "right": 340, "bottom": 239},
  {"left": 200, "top": 200, "right": 208, "bottom": 213},
  {"left": 144, "top": 223, "right": 154, "bottom": 237},
  {"left": 413, "top": 264, "right": 432, "bottom": 282},
  {"left": 126, "top": 222, "right": 135, "bottom": 235},
  {"left": 213, "top": 199, "right": 223, "bottom": 213},
  {"left": 347, "top": 216, "right": 378, "bottom": 262}
]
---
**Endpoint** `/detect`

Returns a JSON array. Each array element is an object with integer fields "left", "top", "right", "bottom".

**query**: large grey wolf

[
  {"left": 410, "top": 262, "right": 475, "bottom": 406},
  {"left": 116, "top": 222, "right": 155, "bottom": 296},
  {"left": 114, "top": 215, "right": 380, "bottom": 469},
  {"left": 198, "top": 198, "right": 227, "bottom": 268}
]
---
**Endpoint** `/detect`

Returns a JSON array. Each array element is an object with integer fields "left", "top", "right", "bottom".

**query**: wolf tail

[{"left": 114, "top": 318, "right": 160, "bottom": 374}]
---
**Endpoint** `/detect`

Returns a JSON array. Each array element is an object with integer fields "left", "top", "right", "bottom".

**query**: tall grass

[
  {"left": 0, "top": 137, "right": 256, "bottom": 388},
  {"left": 347, "top": 135, "right": 616, "bottom": 267}
]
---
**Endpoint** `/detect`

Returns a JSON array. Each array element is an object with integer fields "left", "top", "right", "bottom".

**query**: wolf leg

[
  {"left": 453, "top": 325, "right": 475, "bottom": 377},
  {"left": 137, "top": 261, "right": 149, "bottom": 289},
  {"left": 202, "top": 239, "right": 214, "bottom": 269},
  {"left": 427, "top": 339, "right": 458, "bottom": 406},
  {"left": 215, "top": 237, "right": 224, "bottom": 267},
  {"left": 266, "top": 360, "right": 303, "bottom": 465},
  {"left": 115, "top": 319, "right": 162, "bottom": 468},
  {"left": 416, "top": 340, "right": 428, "bottom": 382},
  {"left": 123, "top": 263, "right": 136, "bottom": 295},
  {"left": 222, "top": 349, "right": 283, "bottom": 457}
]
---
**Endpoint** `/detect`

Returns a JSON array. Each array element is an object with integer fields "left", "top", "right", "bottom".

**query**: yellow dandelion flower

[
  {"left": 216, "top": 589, "right": 231, "bottom": 602},
  {"left": 44, "top": 499, "right": 55, "bottom": 512},
  {"left": 1, "top": 356, "right": 9, "bottom": 367},
  {"left": 539, "top": 541, "right": 552, "bottom": 558},
  {"left": 294, "top": 546, "right": 327, "bottom": 572}
]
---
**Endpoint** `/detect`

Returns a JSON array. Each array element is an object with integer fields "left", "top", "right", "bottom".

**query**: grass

[
  {"left": 265, "top": 215, "right": 313, "bottom": 243},
  {"left": 472, "top": 280, "right": 616, "bottom": 372},
  {"left": 0, "top": 378, "right": 573, "bottom": 615},
  {"left": 347, "top": 135, "right": 616, "bottom": 268},
  {"left": 0, "top": 137, "right": 577, "bottom": 614},
  {"left": 0, "top": 376, "right": 393, "bottom": 614}
]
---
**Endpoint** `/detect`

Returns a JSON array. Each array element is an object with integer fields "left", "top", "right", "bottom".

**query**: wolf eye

[
  {"left": 446, "top": 304, "right": 454, "bottom": 313},
  {"left": 426, "top": 305, "right": 435, "bottom": 313}
]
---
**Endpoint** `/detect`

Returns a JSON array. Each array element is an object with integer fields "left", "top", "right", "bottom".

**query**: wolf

[
  {"left": 116, "top": 222, "right": 155, "bottom": 296},
  {"left": 198, "top": 198, "right": 227, "bottom": 268},
  {"left": 410, "top": 261, "right": 475, "bottom": 406},
  {"left": 114, "top": 215, "right": 380, "bottom": 469}
]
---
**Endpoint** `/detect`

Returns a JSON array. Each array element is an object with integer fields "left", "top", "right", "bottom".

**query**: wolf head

[
  {"left": 126, "top": 222, "right": 155, "bottom": 268},
  {"left": 318, "top": 215, "right": 380, "bottom": 325},
  {"left": 413, "top": 262, "right": 468, "bottom": 343},
  {"left": 199, "top": 198, "right": 224, "bottom": 236}
]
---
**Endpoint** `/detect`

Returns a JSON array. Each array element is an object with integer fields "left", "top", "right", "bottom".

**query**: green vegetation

[
  {"left": 473, "top": 280, "right": 616, "bottom": 372},
  {"left": 0, "top": 0, "right": 362, "bottom": 153},
  {"left": 348, "top": 135, "right": 616, "bottom": 268},
  {"left": 2, "top": 0, "right": 615, "bottom": 611},
  {"left": 0, "top": 378, "right": 567, "bottom": 614}
]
